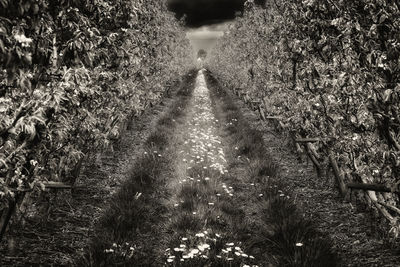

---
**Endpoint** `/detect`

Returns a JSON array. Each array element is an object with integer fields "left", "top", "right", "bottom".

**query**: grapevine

[
  {"left": 208, "top": 0, "right": 400, "bottom": 235},
  {"left": 0, "top": 0, "right": 192, "bottom": 219}
]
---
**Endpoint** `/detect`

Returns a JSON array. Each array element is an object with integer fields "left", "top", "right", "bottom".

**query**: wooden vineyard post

[
  {"left": 327, "top": 150, "right": 348, "bottom": 197},
  {"left": 258, "top": 105, "right": 266, "bottom": 121},
  {"left": 347, "top": 183, "right": 400, "bottom": 193},
  {"left": 0, "top": 194, "right": 21, "bottom": 241},
  {"left": 305, "top": 143, "right": 322, "bottom": 174}
]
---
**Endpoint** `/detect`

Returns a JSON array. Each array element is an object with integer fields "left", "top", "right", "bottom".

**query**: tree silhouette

[{"left": 197, "top": 49, "right": 207, "bottom": 60}]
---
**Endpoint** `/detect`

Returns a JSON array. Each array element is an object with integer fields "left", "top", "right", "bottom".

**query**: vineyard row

[
  {"left": 0, "top": 0, "right": 192, "bottom": 239},
  {"left": 207, "top": 0, "right": 400, "bottom": 236}
]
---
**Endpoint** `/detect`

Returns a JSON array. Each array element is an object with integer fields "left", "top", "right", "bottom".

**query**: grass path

[
  {"left": 84, "top": 69, "right": 338, "bottom": 266},
  {"left": 158, "top": 70, "right": 259, "bottom": 266}
]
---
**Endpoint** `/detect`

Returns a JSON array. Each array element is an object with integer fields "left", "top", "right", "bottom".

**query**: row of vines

[
  {"left": 208, "top": 0, "right": 400, "bottom": 235},
  {"left": 0, "top": 0, "right": 192, "bottom": 231}
]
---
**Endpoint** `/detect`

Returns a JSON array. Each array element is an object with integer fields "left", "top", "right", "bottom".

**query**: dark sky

[{"left": 167, "top": 0, "right": 264, "bottom": 27}]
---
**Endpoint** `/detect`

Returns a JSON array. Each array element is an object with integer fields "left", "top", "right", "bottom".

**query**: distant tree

[{"left": 197, "top": 49, "right": 207, "bottom": 60}]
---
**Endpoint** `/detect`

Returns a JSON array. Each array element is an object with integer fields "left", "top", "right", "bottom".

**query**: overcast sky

[
  {"left": 167, "top": 0, "right": 245, "bottom": 27},
  {"left": 186, "top": 22, "right": 229, "bottom": 58},
  {"left": 167, "top": 0, "right": 265, "bottom": 59}
]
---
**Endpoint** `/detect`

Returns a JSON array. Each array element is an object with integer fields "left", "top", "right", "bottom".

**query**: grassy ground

[
  {"left": 77, "top": 69, "right": 198, "bottom": 266},
  {"left": 80, "top": 69, "right": 339, "bottom": 266},
  {"left": 0, "top": 69, "right": 341, "bottom": 266},
  {"left": 205, "top": 70, "right": 339, "bottom": 266}
]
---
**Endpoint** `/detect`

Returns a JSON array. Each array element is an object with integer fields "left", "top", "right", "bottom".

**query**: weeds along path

[
  {"left": 82, "top": 69, "right": 338, "bottom": 266},
  {"left": 158, "top": 69, "right": 338, "bottom": 266}
]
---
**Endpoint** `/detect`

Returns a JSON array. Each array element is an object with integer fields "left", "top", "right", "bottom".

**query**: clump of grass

[
  {"left": 157, "top": 116, "right": 175, "bottom": 128},
  {"left": 219, "top": 199, "right": 245, "bottom": 217},
  {"left": 236, "top": 128, "right": 265, "bottom": 159},
  {"left": 170, "top": 212, "right": 202, "bottom": 233},
  {"left": 187, "top": 164, "right": 222, "bottom": 180},
  {"left": 146, "top": 131, "right": 169, "bottom": 150},
  {"left": 179, "top": 184, "right": 199, "bottom": 199},
  {"left": 247, "top": 158, "right": 279, "bottom": 183},
  {"left": 256, "top": 197, "right": 338, "bottom": 266}
]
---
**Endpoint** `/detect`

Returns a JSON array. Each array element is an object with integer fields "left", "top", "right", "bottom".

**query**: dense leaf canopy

[
  {"left": 208, "top": 0, "right": 400, "bottom": 235},
  {"left": 0, "top": 0, "right": 192, "bottom": 208}
]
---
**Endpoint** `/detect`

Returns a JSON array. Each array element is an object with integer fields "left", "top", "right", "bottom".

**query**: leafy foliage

[
  {"left": 0, "top": 0, "right": 192, "bottom": 208},
  {"left": 208, "top": 0, "right": 400, "bottom": 234}
]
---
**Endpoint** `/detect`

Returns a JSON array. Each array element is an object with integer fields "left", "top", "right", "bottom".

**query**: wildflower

[
  {"left": 191, "top": 248, "right": 199, "bottom": 254},
  {"left": 104, "top": 248, "right": 114, "bottom": 253},
  {"left": 208, "top": 202, "right": 214, "bottom": 206},
  {"left": 241, "top": 253, "right": 249, "bottom": 257},
  {"left": 198, "top": 243, "right": 210, "bottom": 251},
  {"left": 193, "top": 212, "right": 197, "bottom": 215},
  {"left": 259, "top": 194, "right": 263, "bottom": 197},
  {"left": 249, "top": 255, "right": 255, "bottom": 259},
  {"left": 227, "top": 258, "right": 234, "bottom": 261},
  {"left": 296, "top": 242, "right": 303, "bottom": 247},
  {"left": 14, "top": 33, "right": 33, "bottom": 47},
  {"left": 167, "top": 258, "right": 174, "bottom": 263},
  {"left": 182, "top": 237, "right": 188, "bottom": 241},
  {"left": 279, "top": 193, "right": 285, "bottom": 197},
  {"left": 235, "top": 251, "right": 241, "bottom": 256},
  {"left": 195, "top": 233, "right": 205, "bottom": 237}
]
